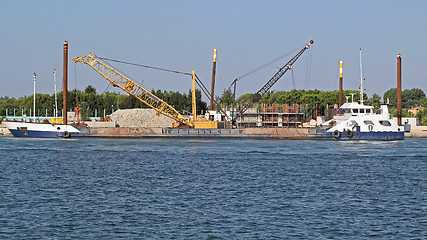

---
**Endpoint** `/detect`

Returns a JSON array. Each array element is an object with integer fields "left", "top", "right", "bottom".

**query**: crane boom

[
  {"left": 73, "top": 53, "right": 193, "bottom": 127},
  {"left": 233, "top": 40, "right": 314, "bottom": 120}
]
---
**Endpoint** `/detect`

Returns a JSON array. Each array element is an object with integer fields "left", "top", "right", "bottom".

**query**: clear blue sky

[{"left": 1, "top": 0, "right": 426, "bottom": 101}]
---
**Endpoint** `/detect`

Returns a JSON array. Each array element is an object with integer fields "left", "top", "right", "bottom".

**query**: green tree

[
  {"left": 236, "top": 93, "right": 254, "bottom": 105},
  {"left": 219, "top": 89, "right": 233, "bottom": 108},
  {"left": 366, "top": 93, "right": 382, "bottom": 112},
  {"left": 402, "top": 88, "right": 425, "bottom": 108},
  {"left": 383, "top": 88, "right": 397, "bottom": 106},
  {"left": 85, "top": 85, "right": 97, "bottom": 94},
  {"left": 416, "top": 109, "right": 427, "bottom": 125},
  {"left": 384, "top": 88, "right": 426, "bottom": 108}
]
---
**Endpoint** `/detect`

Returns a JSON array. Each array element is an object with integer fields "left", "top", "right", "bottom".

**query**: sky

[{"left": 1, "top": 0, "right": 426, "bottom": 102}]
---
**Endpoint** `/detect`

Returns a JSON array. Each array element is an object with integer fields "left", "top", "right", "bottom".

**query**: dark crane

[{"left": 231, "top": 40, "right": 314, "bottom": 122}]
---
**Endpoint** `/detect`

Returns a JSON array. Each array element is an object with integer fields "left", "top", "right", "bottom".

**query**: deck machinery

[
  {"left": 74, "top": 40, "right": 313, "bottom": 129},
  {"left": 231, "top": 40, "right": 314, "bottom": 122}
]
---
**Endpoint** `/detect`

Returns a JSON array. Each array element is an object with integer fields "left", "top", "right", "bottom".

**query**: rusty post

[
  {"left": 210, "top": 48, "right": 217, "bottom": 110},
  {"left": 339, "top": 60, "right": 343, "bottom": 107},
  {"left": 63, "top": 41, "right": 68, "bottom": 125},
  {"left": 397, "top": 54, "right": 402, "bottom": 126}
]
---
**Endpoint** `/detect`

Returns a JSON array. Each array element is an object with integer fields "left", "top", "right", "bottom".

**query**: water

[{"left": 0, "top": 136, "right": 425, "bottom": 239}]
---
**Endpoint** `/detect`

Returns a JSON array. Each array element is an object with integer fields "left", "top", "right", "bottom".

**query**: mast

[
  {"left": 339, "top": 60, "right": 343, "bottom": 106},
  {"left": 210, "top": 48, "right": 217, "bottom": 110},
  {"left": 33, "top": 72, "right": 36, "bottom": 122},
  {"left": 359, "top": 48, "right": 364, "bottom": 105},
  {"left": 191, "top": 70, "right": 197, "bottom": 121},
  {"left": 63, "top": 41, "right": 68, "bottom": 125},
  {"left": 54, "top": 69, "right": 58, "bottom": 121},
  {"left": 397, "top": 54, "right": 402, "bottom": 125}
]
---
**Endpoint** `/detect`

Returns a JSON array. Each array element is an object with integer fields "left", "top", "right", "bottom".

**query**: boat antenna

[
  {"left": 359, "top": 48, "right": 364, "bottom": 105},
  {"left": 345, "top": 96, "right": 350, "bottom": 103},
  {"left": 350, "top": 93, "right": 355, "bottom": 103},
  {"left": 33, "top": 72, "right": 36, "bottom": 123}
]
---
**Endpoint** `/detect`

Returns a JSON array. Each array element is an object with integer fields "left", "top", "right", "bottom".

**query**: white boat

[
  {"left": 4, "top": 68, "right": 82, "bottom": 138},
  {"left": 3, "top": 121, "right": 81, "bottom": 138},
  {"left": 315, "top": 50, "right": 404, "bottom": 141},
  {"left": 320, "top": 104, "right": 404, "bottom": 140},
  {"left": 323, "top": 100, "right": 375, "bottom": 126}
]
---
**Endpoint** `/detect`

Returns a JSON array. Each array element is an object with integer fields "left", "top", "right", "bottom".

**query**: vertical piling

[
  {"left": 339, "top": 60, "right": 343, "bottom": 107},
  {"left": 397, "top": 54, "right": 402, "bottom": 126},
  {"left": 63, "top": 41, "right": 68, "bottom": 125},
  {"left": 210, "top": 48, "right": 217, "bottom": 110},
  {"left": 191, "top": 71, "right": 197, "bottom": 122}
]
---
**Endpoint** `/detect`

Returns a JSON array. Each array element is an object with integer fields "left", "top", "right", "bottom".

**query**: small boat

[
  {"left": 3, "top": 121, "right": 81, "bottom": 138},
  {"left": 320, "top": 104, "right": 404, "bottom": 141},
  {"left": 4, "top": 66, "right": 82, "bottom": 138},
  {"left": 315, "top": 50, "right": 404, "bottom": 141}
]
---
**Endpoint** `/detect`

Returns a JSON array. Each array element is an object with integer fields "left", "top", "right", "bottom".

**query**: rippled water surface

[{"left": 0, "top": 136, "right": 426, "bottom": 239}]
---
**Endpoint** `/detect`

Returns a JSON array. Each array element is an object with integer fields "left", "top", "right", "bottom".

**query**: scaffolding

[{"left": 235, "top": 104, "right": 305, "bottom": 128}]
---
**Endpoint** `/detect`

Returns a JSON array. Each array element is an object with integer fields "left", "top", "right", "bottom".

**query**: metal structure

[
  {"left": 53, "top": 69, "right": 58, "bottom": 122},
  {"left": 339, "top": 60, "right": 343, "bottom": 107},
  {"left": 33, "top": 73, "right": 36, "bottom": 122},
  {"left": 397, "top": 54, "right": 402, "bottom": 125},
  {"left": 210, "top": 48, "right": 217, "bottom": 110},
  {"left": 63, "top": 41, "right": 68, "bottom": 125},
  {"left": 359, "top": 48, "right": 364, "bottom": 105},
  {"left": 73, "top": 53, "right": 194, "bottom": 128},
  {"left": 232, "top": 40, "right": 314, "bottom": 121}
]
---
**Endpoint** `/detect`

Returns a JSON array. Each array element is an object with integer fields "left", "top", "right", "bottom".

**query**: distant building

[{"left": 408, "top": 107, "right": 424, "bottom": 116}]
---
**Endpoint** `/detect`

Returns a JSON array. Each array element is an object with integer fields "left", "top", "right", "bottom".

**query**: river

[{"left": 0, "top": 136, "right": 425, "bottom": 239}]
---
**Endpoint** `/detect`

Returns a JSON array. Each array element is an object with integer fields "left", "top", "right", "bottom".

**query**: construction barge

[
  {"left": 2, "top": 40, "right": 414, "bottom": 140},
  {"left": 76, "top": 126, "right": 314, "bottom": 139}
]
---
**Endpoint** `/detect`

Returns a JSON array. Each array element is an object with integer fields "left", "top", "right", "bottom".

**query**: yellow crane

[{"left": 73, "top": 53, "right": 219, "bottom": 128}]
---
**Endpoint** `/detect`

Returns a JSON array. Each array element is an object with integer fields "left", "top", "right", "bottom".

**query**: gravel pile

[{"left": 110, "top": 108, "right": 175, "bottom": 128}]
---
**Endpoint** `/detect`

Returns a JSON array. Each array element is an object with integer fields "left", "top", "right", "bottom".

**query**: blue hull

[
  {"left": 8, "top": 129, "right": 80, "bottom": 138},
  {"left": 313, "top": 129, "right": 404, "bottom": 141}
]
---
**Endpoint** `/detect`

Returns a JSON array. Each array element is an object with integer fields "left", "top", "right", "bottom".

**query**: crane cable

[
  {"left": 97, "top": 56, "right": 151, "bottom": 90},
  {"left": 73, "top": 62, "right": 120, "bottom": 111},
  {"left": 304, "top": 45, "right": 314, "bottom": 89},
  {"left": 97, "top": 56, "right": 192, "bottom": 76},
  {"left": 98, "top": 55, "right": 217, "bottom": 103},
  {"left": 291, "top": 68, "right": 296, "bottom": 90},
  {"left": 195, "top": 74, "right": 229, "bottom": 118},
  {"left": 227, "top": 44, "right": 304, "bottom": 91},
  {"left": 93, "top": 56, "right": 223, "bottom": 116}
]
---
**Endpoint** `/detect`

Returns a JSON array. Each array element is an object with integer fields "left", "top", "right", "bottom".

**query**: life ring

[
  {"left": 368, "top": 124, "right": 373, "bottom": 132},
  {"left": 63, "top": 131, "right": 71, "bottom": 138},
  {"left": 345, "top": 129, "right": 353, "bottom": 138},
  {"left": 333, "top": 130, "right": 341, "bottom": 139}
]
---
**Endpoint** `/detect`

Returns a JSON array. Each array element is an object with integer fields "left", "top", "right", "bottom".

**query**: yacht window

[
  {"left": 353, "top": 109, "right": 359, "bottom": 113},
  {"left": 364, "top": 120, "right": 374, "bottom": 125},
  {"left": 360, "top": 109, "right": 365, "bottom": 113},
  {"left": 344, "top": 109, "right": 351, "bottom": 114},
  {"left": 366, "top": 109, "right": 371, "bottom": 113},
  {"left": 379, "top": 120, "right": 391, "bottom": 126}
]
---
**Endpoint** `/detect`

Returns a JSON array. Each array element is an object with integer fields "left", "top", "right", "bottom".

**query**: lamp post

[{"left": 33, "top": 72, "right": 36, "bottom": 122}]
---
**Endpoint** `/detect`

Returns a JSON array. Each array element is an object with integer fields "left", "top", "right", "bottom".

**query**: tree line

[
  {"left": 2, "top": 85, "right": 427, "bottom": 125},
  {"left": 0, "top": 85, "right": 207, "bottom": 119},
  {"left": 216, "top": 87, "right": 427, "bottom": 124}
]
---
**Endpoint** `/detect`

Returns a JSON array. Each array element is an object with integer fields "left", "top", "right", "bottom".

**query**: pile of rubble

[{"left": 109, "top": 108, "right": 175, "bottom": 128}]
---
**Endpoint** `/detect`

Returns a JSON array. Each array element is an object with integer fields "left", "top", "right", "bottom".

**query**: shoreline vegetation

[{"left": 1, "top": 85, "right": 427, "bottom": 125}]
